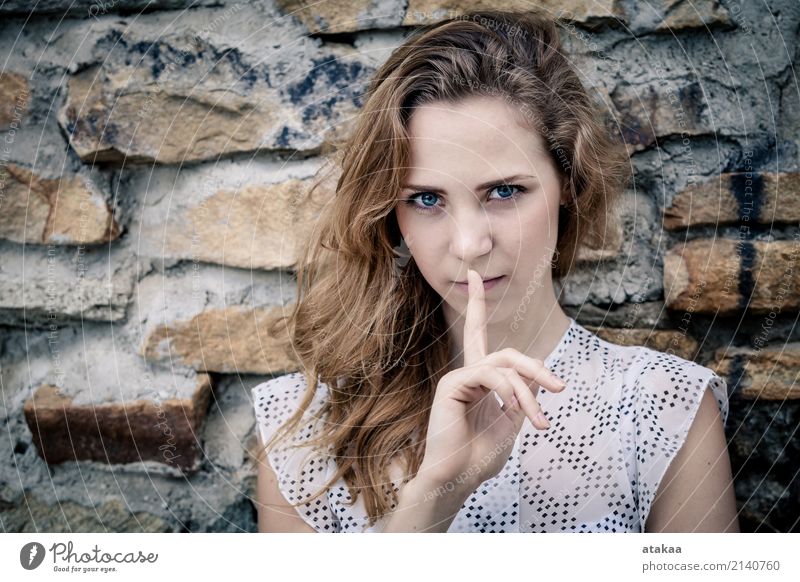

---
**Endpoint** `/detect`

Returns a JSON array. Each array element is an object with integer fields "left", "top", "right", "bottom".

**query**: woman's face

[{"left": 394, "top": 95, "right": 565, "bottom": 325}]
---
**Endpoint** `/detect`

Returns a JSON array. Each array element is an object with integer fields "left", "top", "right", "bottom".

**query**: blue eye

[{"left": 402, "top": 184, "right": 528, "bottom": 215}]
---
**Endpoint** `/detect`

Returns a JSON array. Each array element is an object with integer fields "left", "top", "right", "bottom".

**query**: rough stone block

[
  {"left": 589, "top": 325, "right": 699, "bottom": 361},
  {"left": 0, "top": 493, "right": 171, "bottom": 532},
  {"left": 0, "top": 71, "right": 29, "bottom": 130},
  {"left": 24, "top": 376, "right": 211, "bottom": 473},
  {"left": 57, "top": 36, "right": 372, "bottom": 164},
  {"left": 127, "top": 159, "right": 334, "bottom": 270},
  {"left": 0, "top": 239, "right": 136, "bottom": 327},
  {"left": 0, "top": 0, "right": 218, "bottom": 15},
  {"left": 612, "top": 80, "right": 709, "bottom": 151},
  {"left": 133, "top": 266, "right": 298, "bottom": 374},
  {"left": 402, "top": 0, "right": 625, "bottom": 27},
  {"left": 626, "top": 0, "right": 731, "bottom": 33},
  {"left": 142, "top": 306, "right": 298, "bottom": 375},
  {"left": 713, "top": 344, "right": 800, "bottom": 400},
  {"left": 664, "top": 238, "right": 800, "bottom": 315},
  {"left": 664, "top": 172, "right": 800, "bottom": 229},
  {"left": 0, "top": 164, "right": 119, "bottom": 245}
]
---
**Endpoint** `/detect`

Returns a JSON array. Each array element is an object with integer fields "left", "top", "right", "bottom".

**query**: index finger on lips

[{"left": 463, "top": 269, "right": 487, "bottom": 367}]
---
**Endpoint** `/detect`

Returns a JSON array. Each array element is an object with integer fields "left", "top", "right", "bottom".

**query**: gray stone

[
  {"left": 1, "top": 319, "right": 204, "bottom": 405},
  {"left": 0, "top": 1, "right": 220, "bottom": 16},
  {"left": 559, "top": 191, "right": 662, "bottom": 306},
  {"left": 0, "top": 494, "right": 172, "bottom": 532},
  {"left": 0, "top": 239, "right": 136, "bottom": 326},
  {"left": 202, "top": 374, "right": 263, "bottom": 473},
  {"left": 56, "top": 23, "right": 373, "bottom": 163},
  {"left": 619, "top": 0, "right": 731, "bottom": 34},
  {"left": 121, "top": 156, "right": 329, "bottom": 270}
]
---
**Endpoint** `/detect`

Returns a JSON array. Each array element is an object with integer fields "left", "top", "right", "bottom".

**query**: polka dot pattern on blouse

[{"left": 252, "top": 317, "right": 730, "bottom": 532}]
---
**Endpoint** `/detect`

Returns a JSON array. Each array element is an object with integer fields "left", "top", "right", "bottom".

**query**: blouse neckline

[{"left": 543, "top": 316, "right": 575, "bottom": 368}]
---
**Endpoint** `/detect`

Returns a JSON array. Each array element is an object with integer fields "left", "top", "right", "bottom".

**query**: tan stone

[
  {"left": 23, "top": 376, "right": 212, "bottom": 473},
  {"left": 664, "top": 239, "right": 800, "bottom": 315},
  {"left": 0, "top": 71, "right": 30, "bottom": 130},
  {"left": 588, "top": 325, "right": 699, "bottom": 361},
  {"left": 276, "top": 0, "right": 380, "bottom": 34},
  {"left": 0, "top": 494, "right": 170, "bottom": 533},
  {"left": 277, "top": 0, "right": 624, "bottom": 35},
  {"left": 577, "top": 209, "right": 625, "bottom": 261},
  {"left": 0, "top": 164, "right": 119, "bottom": 245},
  {"left": 173, "top": 179, "right": 332, "bottom": 269},
  {"left": 664, "top": 172, "right": 800, "bottom": 229},
  {"left": 713, "top": 344, "right": 800, "bottom": 400},
  {"left": 653, "top": 0, "right": 731, "bottom": 31},
  {"left": 613, "top": 81, "right": 707, "bottom": 151},
  {"left": 58, "top": 64, "right": 282, "bottom": 164},
  {"left": 402, "top": 0, "right": 624, "bottom": 26},
  {"left": 142, "top": 306, "right": 298, "bottom": 374}
]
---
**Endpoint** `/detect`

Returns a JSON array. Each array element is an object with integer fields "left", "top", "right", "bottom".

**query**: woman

[{"left": 252, "top": 9, "right": 739, "bottom": 533}]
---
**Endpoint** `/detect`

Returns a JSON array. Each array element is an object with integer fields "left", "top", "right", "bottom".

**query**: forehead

[{"left": 405, "top": 95, "right": 549, "bottom": 174}]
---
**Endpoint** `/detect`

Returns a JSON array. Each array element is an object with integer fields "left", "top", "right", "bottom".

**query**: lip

[{"left": 453, "top": 275, "right": 505, "bottom": 293}]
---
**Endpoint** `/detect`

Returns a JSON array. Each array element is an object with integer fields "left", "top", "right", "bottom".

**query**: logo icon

[{"left": 20, "top": 542, "right": 46, "bottom": 570}]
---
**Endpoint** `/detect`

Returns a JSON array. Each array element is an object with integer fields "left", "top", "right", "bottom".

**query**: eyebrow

[{"left": 401, "top": 174, "right": 538, "bottom": 193}]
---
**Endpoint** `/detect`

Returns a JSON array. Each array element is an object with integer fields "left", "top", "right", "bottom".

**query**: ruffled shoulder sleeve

[
  {"left": 251, "top": 372, "right": 341, "bottom": 532},
  {"left": 629, "top": 348, "right": 730, "bottom": 530}
]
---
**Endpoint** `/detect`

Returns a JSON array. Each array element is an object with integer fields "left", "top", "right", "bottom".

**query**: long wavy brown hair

[{"left": 259, "top": 8, "right": 629, "bottom": 529}]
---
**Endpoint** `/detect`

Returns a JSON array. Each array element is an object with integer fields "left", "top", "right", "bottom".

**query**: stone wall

[{"left": 1, "top": 0, "right": 798, "bottom": 532}]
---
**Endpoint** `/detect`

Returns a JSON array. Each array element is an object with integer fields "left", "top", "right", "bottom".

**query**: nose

[{"left": 448, "top": 203, "right": 494, "bottom": 265}]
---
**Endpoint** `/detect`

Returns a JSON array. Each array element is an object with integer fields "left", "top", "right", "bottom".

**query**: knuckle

[
  {"left": 440, "top": 370, "right": 456, "bottom": 383},
  {"left": 501, "top": 347, "right": 525, "bottom": 364},
  {"left": 494, "top": 348, "right": 516, "bottom": 366},
  {"left": 479, "top": 363, "right": 495, "bottom": 376},
  {"left": 434, "top": 376, "right": 451, "bottom": 395},
  {"left": 497, "top": 365, "right": 513, "bottom": 377},
  {"left": 462, "top": 364, "right": 489, "bottom": 383}
]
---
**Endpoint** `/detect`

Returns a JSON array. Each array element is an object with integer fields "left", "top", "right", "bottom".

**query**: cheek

[
  {"left": 520, "top": 195, "right": 559, "bottom": 239},
  {"left": 395, "top": 204, "right": 444, "bottom": 240},
  {"left": 394, "top": 206, "right": 423, "bottom": 241},
  {"left": 506, "top": 202, "right": 551, "bottom": 241}
]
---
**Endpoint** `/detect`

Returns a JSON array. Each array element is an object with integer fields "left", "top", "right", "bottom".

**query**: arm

[
  {"left": 644, "top": 386, "right": 740, "bottom": 532},
  {"left": 255, "top": 433, "right": 317, "bottom": 533}
]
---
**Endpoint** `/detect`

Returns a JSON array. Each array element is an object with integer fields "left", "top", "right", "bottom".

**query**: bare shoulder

[
  {"left": 255, "top": 431, "right": 317, "bottom": 533},
  {"left": 644, "top": 387, "right": 739, "bottom": 532}
]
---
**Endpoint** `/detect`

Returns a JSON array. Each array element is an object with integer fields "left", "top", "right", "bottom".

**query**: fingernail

[{"left": 536, "top": 412, "right": 550, "bottom": 428}]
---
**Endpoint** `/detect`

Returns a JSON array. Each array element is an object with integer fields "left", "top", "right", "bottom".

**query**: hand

[{"left": 415, "top": 269, "right": 567, "bottom": 493}]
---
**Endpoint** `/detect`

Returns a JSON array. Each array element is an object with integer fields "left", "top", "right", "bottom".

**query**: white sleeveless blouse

[{"left": 252, "top": 317, "right": 729, "bottom": 532}]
